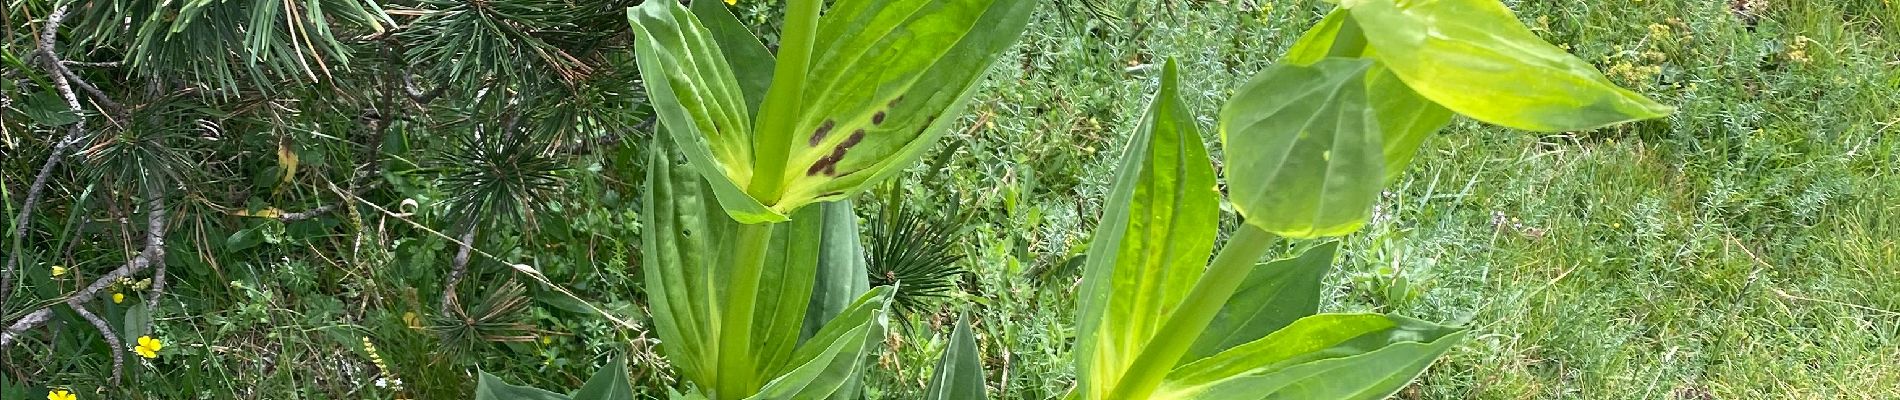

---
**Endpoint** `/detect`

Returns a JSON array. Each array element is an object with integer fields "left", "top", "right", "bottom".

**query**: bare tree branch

[
  {"left": 3, "top": 3, "right": 87, "bottom": 304},
  {"left": 71, "top": 302, "right": 124, "bottom": 384}
]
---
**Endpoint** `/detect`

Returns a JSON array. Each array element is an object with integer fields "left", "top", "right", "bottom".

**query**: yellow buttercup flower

[
  {"left": 113, "top": 293, "right": 125, "bottom": 304},
  {"left": 134, "top": 336, "right": 163, "bottom": 359},
  {"left": 723, "top": 0, "right": 735, "bottom": 4},
  {"left": 51, "top": 265, "right": 67, "bottom": 277},
  {"left": 48, "top": 389, "right": 76, "bottom": 400}
]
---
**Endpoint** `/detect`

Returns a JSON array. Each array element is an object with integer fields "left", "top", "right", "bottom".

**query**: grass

[
  {"left": 879, "top": 0, "right": 1900, "bottom": 398},
  {"left": 6, "top": 0, "right": 1896, "bottom": 398}
]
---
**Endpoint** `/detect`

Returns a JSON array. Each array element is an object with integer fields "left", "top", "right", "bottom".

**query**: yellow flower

[
  {"left": 724, "top": 0, "right": 735, "bottom": 4},
  {"left": 51, "top": 266, "right": 66, "bottom": 277},
  {"left": 134, "top": 336, "right": 163, "bottom": 359},
  {"left": 49, "top": 389, "right": 76, "bottom": 400},
  {"left": 113, "top": 293, "right": 124, "bottom": 304}
]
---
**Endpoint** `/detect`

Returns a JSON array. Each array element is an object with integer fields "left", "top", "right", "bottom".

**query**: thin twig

[
  {"left": 403, "top": 72, "right": 444, "bottom": 104},
  {"left": 57, "top": 66, "right": 129, "bottom": 118},
  {"left": 1772, "top": 289, "right": 1900, "bottom": 318},
  {"left": 440, "top": 227, "right": 478, "bottom": 313},
  {"left": 342, "top": 191, "right": 642, "bottom": 332},
  {"left": 60, "top": 60, "right": 120, "bottom": 67},
  {"left": 278, "top": 203, "right": 343, "bottom": 222}
]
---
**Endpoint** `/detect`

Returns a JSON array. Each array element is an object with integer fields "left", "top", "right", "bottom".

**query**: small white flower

[{"left": 376, "top": 378, "right": 388, "bottom": 388}]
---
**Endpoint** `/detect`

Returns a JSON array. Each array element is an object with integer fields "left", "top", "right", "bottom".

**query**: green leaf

[
  {"left": 1074, "top": 60, "right": 1221, "bottom": 400},
  {"left": 1285, "top": 11, "right": 1455, "bottom": 181},
  {"left": 1184, "top": 242, "right": 1338, "bottom": 361},
  {"left": 1154, "top": 314, "right": 1466, "bottom": 400},
  {"left": 753, "top": 208, "right": 827, "bottom": 380},
  {"left": 642, "top": 148, "right": 733, "bottom": 387},
  {"left": 1282, "top": 9, "right": 1363, "bottom": 65},
  {"left": 474, "top": 370, "right": 571, "bottom": 400},
  {"left": 1338, "top": 0, "right": 1673, "bottom": 132},
  {"left": 799, "top": 202, "right": 871, "bottom": 400},
  {"left": 804, "top": 200, "right": 872, "bottom": 341},
  {"left": 761, "top": 0, "right": 1039, "bottom": 213},
  {"left": 18, "top": 89, "right": 80, "bottom": 126},
  {"left": 226, "top": 226, "right": 264, "bottom": 252},
  {"left": 1221, "top": 58, "right": 1382, "bottom": 239},
  {"left": 690, "top": 0, "right": 775, "bottom": 114},
  {"left": 122, "top": 302, "right": 152, "bottom": 344},
  {"left": 628, "top": 3, "right": 783, "bottom": 223},
  {"left": 571, "top": 356, "right": 634, "bottom": 400},
  {"left": 1365, "top": 66, "right": 1454, "bottom": 181},
  {"left": 749, "top": 287, "right": 895, "bottom": 400},
  {"left": 642, "top": 150, "right": 824, "bottom": 395},
  {"left": 924, "top": 313, "right": 987, "bottom": 400}
]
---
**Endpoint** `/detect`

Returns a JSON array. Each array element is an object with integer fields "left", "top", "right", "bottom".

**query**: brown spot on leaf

[
  {"left": 872, "top": 111, "right": 886, "bottom": 125},
  {"left": 809, "top": 120, "right": 835, "bottom": 146},
  {"left": 842, "top": 130, "right": 865, "bottom": 148}
]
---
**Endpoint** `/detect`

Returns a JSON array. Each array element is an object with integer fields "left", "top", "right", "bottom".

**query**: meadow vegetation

[{"left": 4, "top": 0, "right": 1897, "bottom": 399}]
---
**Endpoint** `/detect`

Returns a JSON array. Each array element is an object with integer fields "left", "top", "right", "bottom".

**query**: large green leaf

[
  {"left": 1337, "top": 0, "right": 1673, "bottom": 132},
  {"left": 474, "top": 371, "right": 571, "bottom": 400},
  {"left": 1073, "top": 61, "right": 1221, "bottom": 400},
  {"left": 629, "top": 2, "right": 783, "bottom": 223},
  {"left": 803, "top": 200, "right": 872, "bottom": 340},
  {"left": 797, "top": 200, "right": 871, "bottom": 400},
  {"left": 1282, "top": 9, "right": 1363, "bottom": 65},
  {"left": 749, "top": 286, "right": 895, "bottom": 400},
  {"left": 642, "top": 148, "right": 731, "bottom": 387},
  {"left": 1220, "top": 59, "right": 1383, "bottom": 239},
  {"left": 924, "top": 313, "right": 987, "bottom": 400},
  {"left": 571, "top": 357, "right": 636, "bottom": 400},
  {"left": 1283, "top": 10, "right": 1458, "bottom": 182},
  {"left": 753, "top": 208, "right": 826, "bottom": 379},
  {"left": 1154, "top": 314, "right": 1466, "bottom": 400},
  {"left": 690, "top": 0, "right": 775, "bottom": 114},
  {"left": 642, "top": 149, "right": 823, "bottom": 395},
  {"left": 1364, "top": 66, "right": 1455, "bottom": 181},
  {"left": 1183, "top": 242, "right": 1338, "bottom": 362},
  {"left": 761, "top": 0, "right": 1038, "bottom": 212}
]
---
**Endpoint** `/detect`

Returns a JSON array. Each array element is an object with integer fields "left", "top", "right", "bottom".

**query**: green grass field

[
  {"left": 5, "top": 0, "right": 1896, "bottom": 398},
  {"left": 891, "top": 1, "right": 1900, "bottom": 398}
]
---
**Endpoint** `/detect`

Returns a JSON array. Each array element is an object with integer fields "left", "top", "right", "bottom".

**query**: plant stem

[
  {"left": 747, "top": 0, "right": 825, "bottom": 204},
  {"left": 715, "top": 221, "right": 777, "bottom": 399},
  {"left": 1107, "top": 225, "right": 1278, "bottom": 399}
]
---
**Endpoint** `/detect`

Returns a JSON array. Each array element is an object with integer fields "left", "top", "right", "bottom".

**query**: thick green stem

[
  {"left": 715, "top": 222, "right": 776, "bottom": 399},
  {"left": 1107, "top": 225, "right": 1279, "bottom": 399},
  {"left": 747, "top": 0, "right": 824, "bottom": 204}
]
